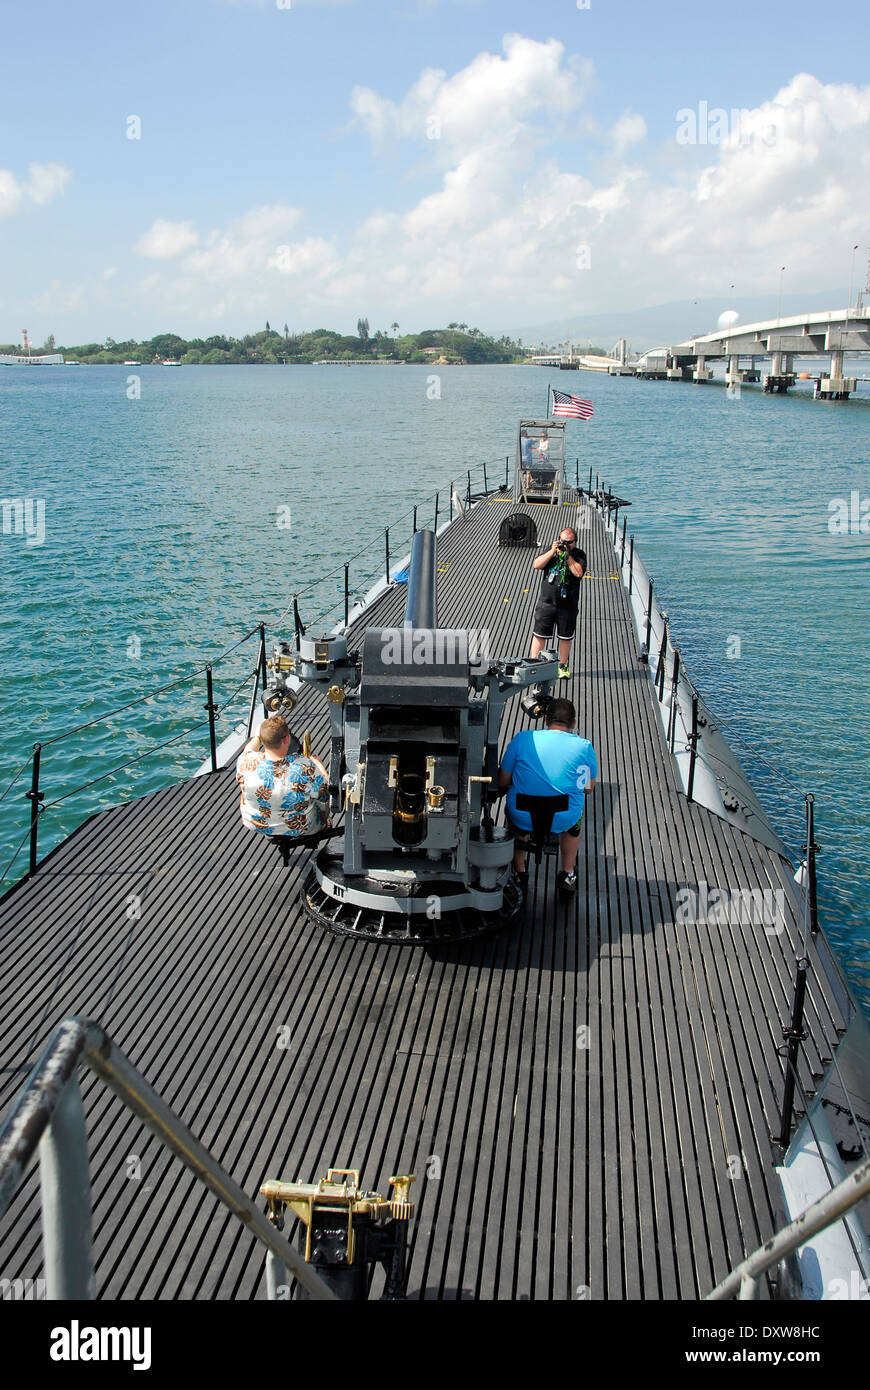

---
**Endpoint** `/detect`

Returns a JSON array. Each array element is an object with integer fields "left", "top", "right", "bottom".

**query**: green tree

[{"left": 148, "top": 333, "right": 186, "bottom": 360}]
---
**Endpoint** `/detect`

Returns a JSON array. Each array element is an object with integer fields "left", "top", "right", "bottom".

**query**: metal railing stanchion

[
  {"left": 257, "top": 623, "right": 268, "bottom": 689},
  {"left": 205, "top": 667, "right": 218, "bottom": 773},
  {"left": 667, "top": 647, "right": 681, "bottom": 749},
  {"left": 655, "top": 615, "right": 669, "bottom": 699},
  {"left": 27, "top": 743, "right": 44, "bottom": 876},
  {"left": 246, "top": 668, "right": 261, "bottom": 739},
  {"left": 775, "top": 957, "right": 810, "bottom": 1150},
  {"left": 686, "top": 693, "right": 699, "bottom": 802},
  {"left": 804, "top": 794, "right": 820, "bottom": 936}
]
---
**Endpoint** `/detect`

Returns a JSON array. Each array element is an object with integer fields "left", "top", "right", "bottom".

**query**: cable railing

[
  {"left": 0, "top": 1016, "right": 337, "bottom": 1301},
  {"left": 0, "top": 626, "right": 268, "bottom": 893},
  {"left": 1, "top": 456, "right": 533, "bottom": 894}
]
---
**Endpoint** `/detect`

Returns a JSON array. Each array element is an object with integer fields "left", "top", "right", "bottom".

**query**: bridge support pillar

[
  {"left": 692, "top": 354, "right": 712, "bottom": 383},
  {"left": 763, "top": 352, "right": 795, "bottom": 394},
  {"left": 815, "top": 348, "right": 856, "bottom": 400},
  {"left": 725, "top": 354, "right": 743, "bottom": 387},
  {"left": 666, "top": 355, "right": 683, "bottom": 381}
]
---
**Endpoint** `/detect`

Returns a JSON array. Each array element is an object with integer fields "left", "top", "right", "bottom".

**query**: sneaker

[
  {"left": 556, "top": 869, "right": 577, "bottom": 894},
  {"left": 558, "top": 664, "right": 571, "bottom": 680}
]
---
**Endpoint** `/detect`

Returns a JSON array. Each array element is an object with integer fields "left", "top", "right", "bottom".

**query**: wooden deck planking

[{"left": 0, "top": 491, "right": 853, "bottom": 1300}]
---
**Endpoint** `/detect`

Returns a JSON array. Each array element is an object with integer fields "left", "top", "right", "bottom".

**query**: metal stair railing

[
  {"left": 706, "top": 1153, "right": 870, "bottom": 1300},
  {"left": 0, "top": 1017, "right": 337, "bottom": 1301}
]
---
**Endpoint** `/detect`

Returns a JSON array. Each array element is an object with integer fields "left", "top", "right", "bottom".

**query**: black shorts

[
  {"left": 533, "top": 596, "right": 579, "bottom": 643},
  {"left": 508, "top": 811, "right": 582, "bottom": 838}
]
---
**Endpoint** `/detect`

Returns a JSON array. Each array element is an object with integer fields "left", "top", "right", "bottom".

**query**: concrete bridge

[
  {"left": 635, "top": 306, "right": 870, "bottom": 399},
  {"left": 527, "top": 339, "right": 635, "bottom": 374}
]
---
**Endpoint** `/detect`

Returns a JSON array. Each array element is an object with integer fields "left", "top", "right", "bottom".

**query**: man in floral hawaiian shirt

[{"left": 236, "top": 715, "right": 330, "bottom": 839}]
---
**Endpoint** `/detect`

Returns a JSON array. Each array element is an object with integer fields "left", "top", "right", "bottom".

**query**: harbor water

[{"left": 1, "top": 363, "right": 868, "bottom": 1012}]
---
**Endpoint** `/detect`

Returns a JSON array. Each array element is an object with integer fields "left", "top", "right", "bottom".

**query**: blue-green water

[{"left": 1, "top": 364, "right": 868, "bottom": 1011}]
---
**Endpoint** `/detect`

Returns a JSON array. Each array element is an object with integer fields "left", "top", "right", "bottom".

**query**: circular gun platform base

[{"left": 300, "top": 867, "right": 522, "bottom": 946}]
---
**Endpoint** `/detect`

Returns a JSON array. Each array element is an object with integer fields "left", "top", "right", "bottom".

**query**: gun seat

[
  {"left": 513, "top": 792, "right": 570, "bottom": 865},
  {"left": 269, "top": 825, "right": 342, "bottom": 867}
]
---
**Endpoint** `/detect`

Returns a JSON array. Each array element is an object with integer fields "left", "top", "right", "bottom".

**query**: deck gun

[{"left": 266, "top": 530, "right": 557, "bottom": 942}]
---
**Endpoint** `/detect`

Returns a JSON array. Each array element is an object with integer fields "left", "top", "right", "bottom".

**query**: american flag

[{"left": 552, "top": 389, "right": 594, "bottom": 419}]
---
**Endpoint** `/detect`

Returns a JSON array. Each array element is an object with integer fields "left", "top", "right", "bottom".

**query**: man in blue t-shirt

[{"left": 497, "top": 697, "right": 597, "bottom": 895}]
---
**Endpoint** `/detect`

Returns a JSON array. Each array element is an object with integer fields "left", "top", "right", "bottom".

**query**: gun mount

[
  {"left": 261, "top": 1169, "right": 416, "bottom": 1301},
  {"left": 266, "top": 529, "right": 557, "bottom": 943}
]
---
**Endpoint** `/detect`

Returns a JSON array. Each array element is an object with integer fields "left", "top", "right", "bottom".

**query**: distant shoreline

[
  {"left": 1, "top": 324, "right": 543, "bottom": 369},
  {"left": 41, "top": 358, "right": 529, "bottom": 367}
]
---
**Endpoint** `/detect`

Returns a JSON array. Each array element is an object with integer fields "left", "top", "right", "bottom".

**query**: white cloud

[
  {"left": 339, "top": 63, "right": 870, "bottom": 319},
  {"left": 351, "top": 34, "right": 591, "bottom": 161},
  {"left": 135, "top": 218, "right": 200, "bottom": 259},
  {"left": 610, "top": 111, "right": 646, "bottom": 153},
  {"left": 186, "top": 204, "right": 305, "bottom": 277},
  {"left": 0, "top": 161, "right": 71, "bottom": 217},
  {"left": 127, "top": 204, "right": 340, "bottom": 322},
  {"left": 101, "top": 50, "right": 870, "bottom": 332}
]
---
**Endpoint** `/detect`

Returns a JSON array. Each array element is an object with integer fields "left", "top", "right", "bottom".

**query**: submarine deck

[{"left": 0, "top": 494, "right": 851, "bottom": 1300}]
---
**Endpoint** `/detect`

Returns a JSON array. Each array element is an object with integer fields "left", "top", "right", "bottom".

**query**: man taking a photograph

[{"left": 529, "top": 527, "right": 587, "bottom": 680}]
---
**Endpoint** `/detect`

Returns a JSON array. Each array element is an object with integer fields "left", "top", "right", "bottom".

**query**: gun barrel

[{"left": 403, "top": 530, "right": 438, "bottom": 630}]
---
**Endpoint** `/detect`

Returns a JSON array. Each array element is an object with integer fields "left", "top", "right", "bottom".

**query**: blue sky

[{"left": 2, "top": 0, "right": 869, "bottom": 341}]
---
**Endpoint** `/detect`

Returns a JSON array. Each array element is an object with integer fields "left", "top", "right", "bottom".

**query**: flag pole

[{"left": 545, "top": 382, "right": 550, "bottom": 417}]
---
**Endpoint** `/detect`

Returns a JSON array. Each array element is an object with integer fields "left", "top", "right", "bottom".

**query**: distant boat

[
  {"left": 162, "top": 359, "right": 181, "bottom": 366},
  {"left": 123, "top": 360, "right": 141, "bottom": 366},
  {"left": 0, "top": 352, "right": 64, "bottom": 366}
]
